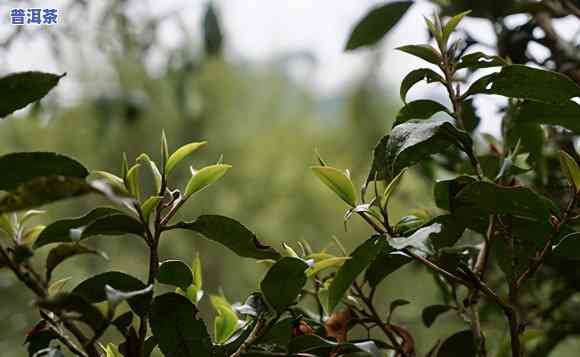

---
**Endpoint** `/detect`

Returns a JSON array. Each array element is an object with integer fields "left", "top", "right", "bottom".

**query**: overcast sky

[{"left": 1, "top": 0, "right": 578, "bottom": 135}]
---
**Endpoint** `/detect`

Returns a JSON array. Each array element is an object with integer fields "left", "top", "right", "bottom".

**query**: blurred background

[{"left": 0, "top": 0, "right": 579, "bottom": 356}]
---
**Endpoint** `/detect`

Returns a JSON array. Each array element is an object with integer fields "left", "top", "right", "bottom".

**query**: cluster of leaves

[{"left": 2, "top": 1, "right": 580, "bottom": 357}]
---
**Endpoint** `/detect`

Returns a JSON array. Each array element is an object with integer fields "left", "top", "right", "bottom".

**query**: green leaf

[
  {"left": 468, "top": 65, "right": 580, "bottom": 103},
  {"left": 397, "top": 44, "right": 441, "bottom": 65},
  {"left": 553, "top": 233, "right": 580, "bottom": 260},
  {"left": 102, "top": 343, "right": 123, "bottom": 357},
  {"left": 289, "top": 335, "right": 380, "bottom": 356},
  {"left": 328, "top": 235, "right": 384, "bottom": 312},
  {"left": 34, "top": 207, "right": 123, "bottom": 249},
  {"left": 172, "top": 215, "right": 280, "bottom": 260},
  {"left": 306, "top": 256, "right": 350, "bottom": 277},
  {"left": 442, "top": 10, "right": 471, "bottom": 44},
  {"left": 165, "top": 142, "right": 207, "bottom": 176},
  {"left": 45, "top": 244, "right": 106, "bottom": 281},
  {"left": 137, "top": 154, "right": 163, "bottom": 194},
  {"left": 365, "top": 251, "right": 411, "bottom": 288},
  {"left": 161, "top": 131, "right": 169, "bottom": 170},
  {"left": 400, "top": 68, "right": 445, "bottom": 103},
  {"left": 0, "top": 152, "right": 88, "bottom": 192},
  {"left": 454, "top": 181, "right": 556, "bottom": 221},
  {"left": 105, "top": 284, "right": 154, "bottom": 311},
  {"left": 394, "top": 99, "right": 449, "bottom": 127},
  {"left": 436, "top": 330, "right": 476, "bottom": 357},
  {"left": 559, "top": 151, "right": 580, "bottom": 193},
  {"left": 210, "top": 295, "right": 239, "bottom": 344},
  {"left": 157, "top": 260, "right": 194, "bottom": 290},
  {"left": 184, "top": 164, "right": 231, "bottom": 198},
  {"left": 150, "top": 293, "right": 212, "bottom": 357},
  {"left": 260, "top": 257, "right": 309, "bottom": 312},
  {"left": 0, "top": 176, "right": 95, "bottom": 214},
  {"left": 141, "top": 196, "right": 163, "bottom": 222},
  {"left": 457, "top": 51, "right": 506, "bottom": 70},
  {"left": 345, "top": 1, "right": 412, "bottom": 50},
  {"left": 92, "top": 171, "right": 127, "bottom": 194},
  {"left": 422, "top": 305, "right": 453, "bottom": 327},
  {"left": 80, "top": 214, "right": 145, "bottom": 240},
  {"left": 380, "top": 169, "right": 406, "bottom": 209},
  {"left": 513, "top": 100, "right": 580, "bottom": 133},
  {"left": 72, "top": 271, "right": 152, "bottom": 317},
  {"left": 37, "top": 293, "right": 106, "bottom": 331},
  {"left": 311, "top": 166, "right": 357, "bottom": 207},
  {"left": 383, "top": 116, "right": 474, "bottom": 179},
  {"left": 0, "top": 71, "right": 65, "bottom": 118},
  {"left": 125, "top": 163, "right": 141, "bottom": 200},
  {"left": 388, "top": 215, "right": 466, "bottom": 255}
]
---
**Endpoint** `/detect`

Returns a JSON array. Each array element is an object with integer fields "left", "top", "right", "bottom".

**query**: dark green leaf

[
  {"left": 0, "top": 152, "right": 88, "bottom": 191},
  {"left": 31, "top": 347, "right": 65, "bottom": 357},
  {"left": 105, "top": 284, "right": 154, "bottom": 311},
  {"left": 0, "top": 72, "right": 64, "bottom": 118},
  {"left": 72, "top": 272, "right": 151, "bottom": 317},
  {"left": 345, "top": 1, "right": 412, "bottom": 50},
  {"left": 454, "top": 181, "right": 556, "bottom": 220},
  {"left": 457, "top": 52, "right": 506, "bottom": 70},
  {"left": 394, "top": 100, "right": 449, "bottom": 127},
  {"left": 260, "top": 257, "right": 309, "bottom": 312},
  {"left": 150, "top": 293, "right": 212, "bottom": 357},
  {"left": 328, "top": 235, "right": 384, "bottom": 312},
  {"left": 422, "top": 305, "right": 453, "bottom": 327},
  {"left": 513, "top": 100, "right": 580, "bottom": 133},
  {"left": 157, "top": 260, "right": 194, "bottom": 290},
  {"left": 26, "top": 329, "right": 58, "bottom": 356},
  {"left": 388, "top": 215, "right": 465, "bottom": 255},
  {"left": 289, "top": 334, "right": 380, "bottom": 356},
  {"left": 436, "top": 330, "right": 476, "bottom": 357},
  {"left": 45, "top": 244, "right": 105, "bottom": 281},
  {"left": 397, "top": 45, "right": 441, "bottom": 65},
  {"left": 172, "top": 215, "right": 280, "bottom": 260},
  {"left": 37, "top": 293, "right": 106, "bottom": 331},
  {"left": 80, "top": 214, "right": 145, "bottom": 240},
  {"left": 400, "top": 68, "right": 445, "bottom": 103},
  {"left": 144, "top": 336, "right": 158, "bottom": 357},
  {"left": 553, "top": 233, "right": 580, "bottom": 260},
  {"left": 365, "top": 251, "right": 411, "bottom": 287},
  {"left": 434, "top": 176, "right": 477, "bottom": 211},
  {"left": 0, "top": 176, "right": 94, "bottom": 214},
  {"left": 34, "top": 207, "right": 122, "bottom": 249},
  {"left": 466, "top": 65, "right": 580, "bottom": 103},
  {"left": 112, "top": 311, "right": 133, "bottom": 336},
  {"left": 385, "top": 116, "right": 474, "bottom": 179}
]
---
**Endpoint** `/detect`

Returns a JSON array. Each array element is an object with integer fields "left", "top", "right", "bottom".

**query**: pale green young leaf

[
  {"left": 559, "top": 150, "right": 580, "bottom": 193},
  {"left": 140, "top": 196, "right": 163, "bottom": 223},
  {"left": 282, "top": 242, "right": 300, "bottom": 258},
  {"left": 184, "top": 164, "right": 231, "bottom": 198},
  {"left": 122, "top": 153, "right": 129, "bottom": 180},
  {"left": 92, "top": 171, "right": 128, "bottom": 194},
  {"left": 380, "top": 169, "right": 407, "bottom": 209},
  {"left": 311, "top": 166, "right": 357, "bottom": 207},
  {"left": 137, "top": 153, "right": 163, "bottom": 194},
  {"left": 211, "top": 295, "right": 240, "bottom": 344},
  {"left": 165, "top": 142, "right": 207, "bottom": 176},
  {"left": 306, "top": 257, "right": 350, "bottom": 277},
  {"left": 442, "top": 10, "right": 471, "bottom": 45},
  {"left": 161, "top": 130, "right": 169, "bottom": 170},
  {"left": 125, "top": 164, "right": 141, "bottom": 201},
  {"left": 192, "top": 252, "right": 203, "bottom": 291},
  {"left": 48, "top": 277, "right": 71, "bottom": 296}
]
